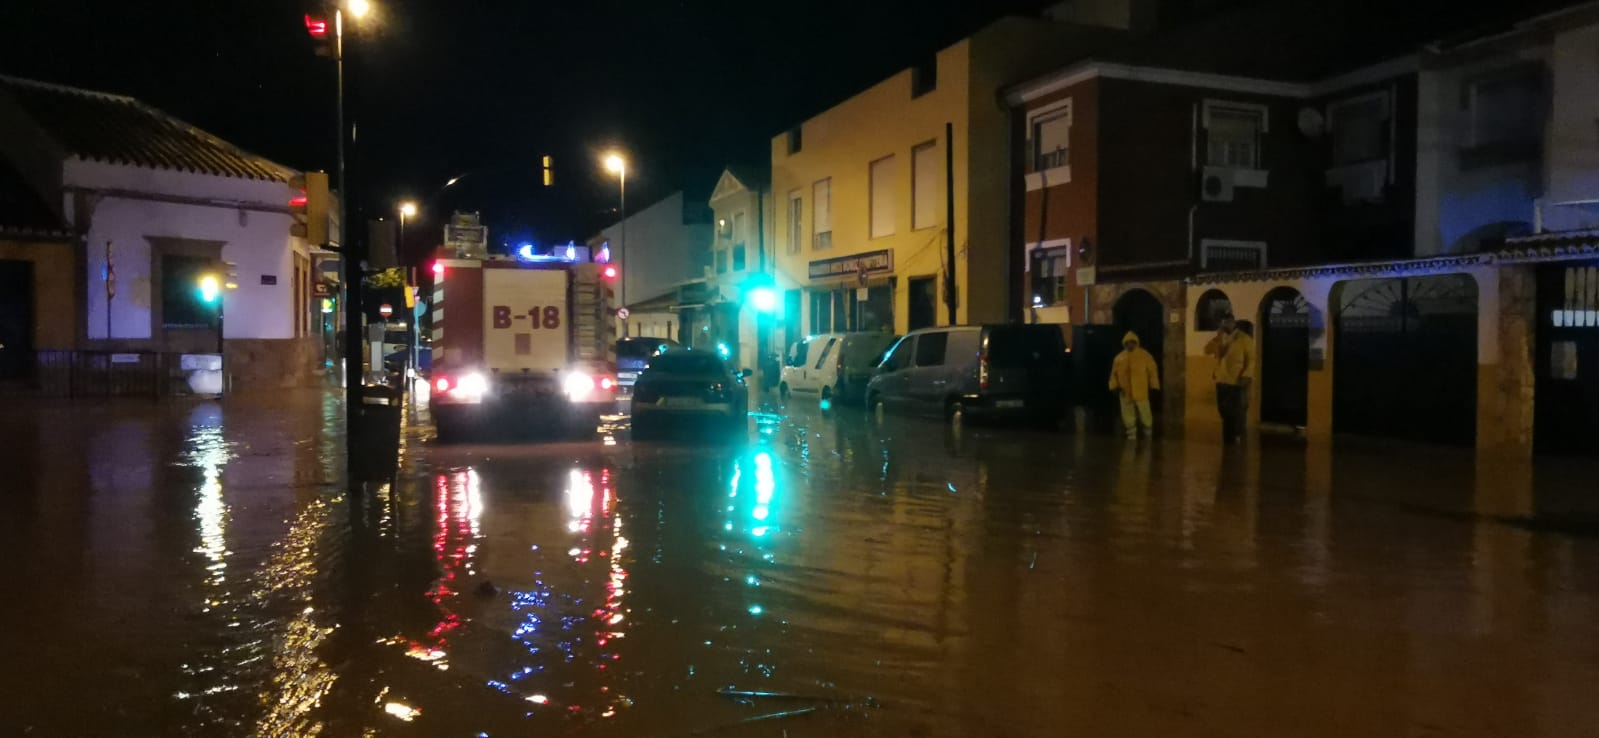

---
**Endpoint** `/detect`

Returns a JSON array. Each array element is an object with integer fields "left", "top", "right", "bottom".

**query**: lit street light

[
  {"left": 348, "top": 0, "right": 371, "bottom": 18},
  {"left": 603, "top": 152, "right": 627, "bottom": 328},
  {"left": 398, "top": 200, "right": 417, "bottom": 257}
]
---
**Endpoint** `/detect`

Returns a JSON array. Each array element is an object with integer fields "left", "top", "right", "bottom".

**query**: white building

[
  {"left": 0, "top": 75, "right": 321, "bottom": 388},
  {"left": 588, "top": 190, "right": 712, "bottom": 340}
]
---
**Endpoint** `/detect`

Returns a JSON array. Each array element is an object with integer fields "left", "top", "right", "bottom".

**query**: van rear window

[{"left": 986, "top": 326, "right": 1065, "bottom": 368}]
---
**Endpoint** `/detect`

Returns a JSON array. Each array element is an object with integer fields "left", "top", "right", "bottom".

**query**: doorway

[
  {"left": 0, "top": 260, "right": 35, "bottom": 381},
  {"left": 1112, "top": 289, "right": 1164, "bottom": 392},
  {"left": 1259, "top": 287, "right": 1310, "bottom": 427},
  {"left": 1534, "top": 263, "right": 1599, "bottom": 455},
  {"left": 908, "top": 276, "right": 937, "bottom": 330}
]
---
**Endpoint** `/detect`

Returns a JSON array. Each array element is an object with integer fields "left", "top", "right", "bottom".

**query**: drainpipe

[{"left": 1187, "top": 204, "right": 1199, "bottom": 267}]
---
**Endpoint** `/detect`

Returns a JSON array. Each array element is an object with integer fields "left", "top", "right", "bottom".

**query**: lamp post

[
  {"left": 604, "top": 152, "right": 627, "bottom": 329},
  {"left": 398, "top": 200, "right": 417, "bottom": 258},
  {"left": 398, "top": 200, "right": 419, "bottom": 381}
]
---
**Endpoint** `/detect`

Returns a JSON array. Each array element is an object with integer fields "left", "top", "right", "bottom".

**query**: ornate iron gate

[{"left": 1334, "top": 274, "right": 1478, "bottom": 445}]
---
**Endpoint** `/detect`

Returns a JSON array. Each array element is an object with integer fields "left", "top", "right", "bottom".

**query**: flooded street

[{"left": 4, "top": 390, "right": 1599, "bottom": 737}]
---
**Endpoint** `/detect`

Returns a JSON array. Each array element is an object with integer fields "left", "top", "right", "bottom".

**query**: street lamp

[
  {"left": 603, "top": 152, "right": 627, "bottom": 326},
  {"left": 398, "top": 200, "right": 417, "bottom": 256},
  {"left": 348, "top": 0, "right": 371, "bottom": 18}
]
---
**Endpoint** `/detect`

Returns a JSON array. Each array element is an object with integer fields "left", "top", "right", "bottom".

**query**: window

[
  {"left": 813, "top": 337, "right": 837, "bottom": 370},
  {"left": 881, "top": 336, "right": 914, "bottom": 372},
  {"left": 787, "top": 191, "right": 803, "bottom": 254},
  {"left": 911, "top": 55, "right": 937, "bottom": 98},
  {"left": 1328, "top": 93, "right": 1389, "bottom": 166},
  {"left": 869, "top": 155, "right": 896, "bottom": 239},
  {"left": 1032, "top": 104, "right": 1072, "bottom": 172},
  {"left": 912, "top": 141, "right": 939, "bottom": 230},
  {"left": 1468, "top": 66, "right": 1545, "bottom": 149},
  {"left": 1200, "top": 240, "right": 1267, "bottom": 270},
  {"left": 786, "top": 126, "right": 803, "bottom": 155},
  {"left": 813, "top": 178, "right": 832, "bottom": 250},
  {"left": 810, "top": 290, "right": 832, "bottom": 334},
  {"left": 162, "top": 255, "right": 212, "bottom": 327},
  {"left": 1029, "top": 247, "right": 1069, "bottom": 307},
  {"left": 1195, "top": 289, "right": 1233, "bottom": 330},
  {"left": 787, "top": 339, "right": 810, "bottom": 367},
  {"left": 715, "top": 249, "right": 729, "bottom": 274},
  {"left": 716, "top": 217, "right": 732, "bottom": 240},
  {"left": 914, "top": 331, "right": 948, "bottom": 367},
  {"left": 1204, "top": 101, "right": 1267, "bottom": 169},
  {"left": 732, "top": 211, "right": 747, "bottom": 271}
]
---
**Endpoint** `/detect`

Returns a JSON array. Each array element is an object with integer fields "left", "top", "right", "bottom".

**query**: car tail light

[
  {"left": 599, "top": 376, "right": 616, "bottom": 391},
  {"left": 979, "top": 351, "right": 990, "bottom": 391},
  {"left": 435, "top": 375, "right": 452, "bottom": 393}
]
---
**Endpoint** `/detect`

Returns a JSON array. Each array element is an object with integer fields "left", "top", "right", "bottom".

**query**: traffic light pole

[{"left": 337, "top": 8, "right": 365, "bottom": 489}]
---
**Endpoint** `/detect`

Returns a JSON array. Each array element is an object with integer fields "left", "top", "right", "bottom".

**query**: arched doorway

[
  {"left": 1258, "top": 287, "right": 1310, "bottom": 427},
  {"left": 1112, "top": 288, "right": 1165, "bottom": 392},
  {"left": 1333, "top": 274, "right": 1478, "bottom": 445}
]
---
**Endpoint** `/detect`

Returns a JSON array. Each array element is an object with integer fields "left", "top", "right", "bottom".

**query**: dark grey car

[{"left": 864, "top": 324, "right": 1069, "bottom": 426}]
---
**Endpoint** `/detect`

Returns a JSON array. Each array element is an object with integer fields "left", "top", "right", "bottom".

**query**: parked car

[
  {"left": 780, "top": 332, "right": 899, "bottom": 404},
  {"left": 616, "top": 337, "right": 681, "bottom": 395},
  {"left": 632, "top": 349, "right": 750, "bottom": 437},
  {"left": 864, "top": 324, "right": 1069, "bottom": 426}
]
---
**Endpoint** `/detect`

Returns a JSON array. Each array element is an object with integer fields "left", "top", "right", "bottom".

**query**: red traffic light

[
  {"left": 289, "top": 192, "right": 308, "bottom": 209},
  {"left": 602, "top": 265, "right": 618, "bottom": 280},
  {"left": 304, "top": 14, "right": 329, "bottom": 39}
]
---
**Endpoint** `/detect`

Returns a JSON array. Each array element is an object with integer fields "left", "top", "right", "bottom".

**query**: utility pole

[{"left": 336, "top": 8, "right": 365, "bottom": 488}]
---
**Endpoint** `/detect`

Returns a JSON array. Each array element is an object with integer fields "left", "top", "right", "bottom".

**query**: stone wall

[
  {"left": 1088, "top": 280, "right": 1187, "bottom": 425},
  {"left": 225, "top": 337, "right": 322, "bottom": 391}
]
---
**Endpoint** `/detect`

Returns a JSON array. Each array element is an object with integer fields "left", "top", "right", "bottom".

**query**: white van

[{"left": 780, "top": 332, "right": 898, "bottom": 404}]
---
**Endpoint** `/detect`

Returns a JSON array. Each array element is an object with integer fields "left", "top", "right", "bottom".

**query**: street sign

[
  {"left": 313, "top": 281, "right": 333, "bottom": 298},
  {"left": 444, "top": 212, "right": 488, "bottom": 258},
  {"left": 616, "top": 307, "right": 631, "bottom": 320},
  {"left": 379, "top": 303, "right": 394, "bottom": 318}
]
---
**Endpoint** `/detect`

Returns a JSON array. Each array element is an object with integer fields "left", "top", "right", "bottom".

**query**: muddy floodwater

[{"left": 4, "top": 390, "right": 1599, "bottom": 736}]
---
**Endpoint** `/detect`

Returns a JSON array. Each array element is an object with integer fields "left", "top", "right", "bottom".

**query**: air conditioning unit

[{"left": 1200, "top": 166, "right": 1235, "bottom": 202}]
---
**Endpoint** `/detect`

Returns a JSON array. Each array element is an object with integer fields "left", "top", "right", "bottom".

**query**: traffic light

[
  {"left": 304, "top": 14, "right": 333, "bottom": 57},
  {"left": 542, "top": 155, "right": 554, "bottom": 187},
  {"left": 197, "top": 275, "right": 221, "bottom": 304},
  {"left": 289, "top": 172, "right": 331, "bottom": 246}
]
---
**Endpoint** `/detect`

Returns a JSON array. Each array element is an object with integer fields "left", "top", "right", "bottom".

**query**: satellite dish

[{"left": 1298, "top": 107, "right": 1326, "bottom": 138}]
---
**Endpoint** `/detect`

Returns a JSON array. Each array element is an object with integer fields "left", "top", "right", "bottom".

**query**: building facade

[
  {"left": 0, "top": 75, "right": 323, "bottom": 389},
  {"left": 1002, "top": 0, "right": 1599, "bottom": 453},
  {"left": 589, "top": 190, "right": 712, "bottom": 338},
  {"left": 770, "top": 16, "right": 1127, "bottom": 342}
]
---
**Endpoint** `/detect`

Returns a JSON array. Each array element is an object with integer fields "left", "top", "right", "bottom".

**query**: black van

[{"left": 864, "top": 324, "right": 1069, "bottom": 425}]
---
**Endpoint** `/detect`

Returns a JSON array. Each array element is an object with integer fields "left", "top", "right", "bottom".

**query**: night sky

[{"left": 1, "top": 0, "right": 1049, "bottom": 256}]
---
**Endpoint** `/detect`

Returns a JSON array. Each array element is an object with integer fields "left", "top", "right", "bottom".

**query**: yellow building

[{"left": 770, "top": 16, "right": 1124, "bottom": 343}]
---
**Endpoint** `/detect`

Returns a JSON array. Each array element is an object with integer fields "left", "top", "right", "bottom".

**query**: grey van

[{"left": 864, "top": 324, "right": 1069, "bottom": 425}]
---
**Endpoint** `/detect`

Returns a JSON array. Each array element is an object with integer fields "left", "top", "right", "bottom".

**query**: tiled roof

[
  {"left": 1499, "top": 230, "right": 1599, "bottom": 262},
  {"left": 0, "top": 158, "right": 68, "bottom": 239},
  {"left": 0, "top": 75, "right": 288, "bottom": 181}
]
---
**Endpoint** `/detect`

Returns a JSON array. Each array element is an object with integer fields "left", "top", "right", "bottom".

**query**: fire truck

[{"left": 428, "top": 253, "right": 618, "bottom": 441}]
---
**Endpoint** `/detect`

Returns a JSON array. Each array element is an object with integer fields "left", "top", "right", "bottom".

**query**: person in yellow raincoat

[{"left": 1107, "top": 331, "right": 1160, "bottom": 439}]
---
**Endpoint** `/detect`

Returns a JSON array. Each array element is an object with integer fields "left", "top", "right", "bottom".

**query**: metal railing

[{"left": 0, "top": 350, "right": 192, "bottom": 399}]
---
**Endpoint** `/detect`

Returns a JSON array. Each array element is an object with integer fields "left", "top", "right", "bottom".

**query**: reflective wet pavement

[{"left": 4, "top": 389, "right": 1599, "bottom": 736}]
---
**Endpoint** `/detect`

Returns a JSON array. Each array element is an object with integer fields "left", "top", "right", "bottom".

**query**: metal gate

[
  {"left": 1259, "top": 288, "right": 1309, "bottom": 427},
  {"left": 1535, "top": 262, "right": 1599, "bottom": 455},
  {"left": 1334, "top": 274, "right": 1478, "bottom": 445}
]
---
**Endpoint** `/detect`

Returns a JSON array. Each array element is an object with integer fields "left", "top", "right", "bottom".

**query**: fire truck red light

[
  {"left": 602, "top": 266, "right": 618, "bottom": 279},
  {"left": 431, "top": 262, "right": 444, "bottom": 276}
]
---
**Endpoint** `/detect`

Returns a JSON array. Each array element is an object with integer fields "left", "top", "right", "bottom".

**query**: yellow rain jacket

[
  {"left": 1108, "top": 332, "right": 1161, "bottom": 402},
  {"left": 1207, "top": 330, "right": 1256, "bottom": 385}
]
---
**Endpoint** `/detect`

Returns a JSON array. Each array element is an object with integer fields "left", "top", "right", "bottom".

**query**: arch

[
  {"left": 1194, "top": 289, "right": 1233, "bottom": 331},
  {"left": 1113, "top": 288, "right": 1165, "bottom": 394},
  {"left": 1257, "top": 286, "right": 1310, "bottom": 427}
]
